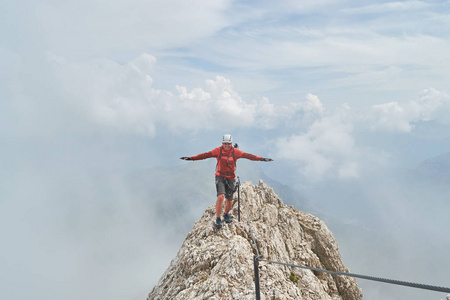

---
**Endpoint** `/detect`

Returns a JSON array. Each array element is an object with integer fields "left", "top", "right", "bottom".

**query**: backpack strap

[{"left": 216, "top": 147, "right": 236, "bottom": 176}]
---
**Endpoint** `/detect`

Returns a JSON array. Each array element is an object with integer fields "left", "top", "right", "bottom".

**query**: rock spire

[{"left": 148, "top": 180, "right": 362, "bottom": 300}]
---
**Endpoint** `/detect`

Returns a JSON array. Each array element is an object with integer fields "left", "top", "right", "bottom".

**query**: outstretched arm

[
  {"left": 237, "top": 149, "right": 273, "bottom": 162},
  {"left": 180, "top": 148, "right": 219, "bottom": 161}
]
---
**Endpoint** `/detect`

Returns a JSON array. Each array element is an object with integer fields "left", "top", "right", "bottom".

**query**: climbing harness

[{"left": 215, "top": 147, "right": 236, "bottom": 176}]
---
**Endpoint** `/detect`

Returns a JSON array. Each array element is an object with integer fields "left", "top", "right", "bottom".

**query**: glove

[
  {"left": 180, "top": 157, "right": 192, "bottom": 160},
  {"left": 262, "top": 158, "right": 273, "bottom": 162}
]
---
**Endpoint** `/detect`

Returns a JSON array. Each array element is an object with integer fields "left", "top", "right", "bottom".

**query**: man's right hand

[{"left": 180, "top": 157, "right": 192, "bottom": 160}]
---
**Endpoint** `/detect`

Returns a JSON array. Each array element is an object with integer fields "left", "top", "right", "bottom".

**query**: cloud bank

[
  {"left": 10, "top": 51, "right": 450, "bottom": 182},
  {"left": 370, "top": 88, "right": 450, "bottom": 132}
]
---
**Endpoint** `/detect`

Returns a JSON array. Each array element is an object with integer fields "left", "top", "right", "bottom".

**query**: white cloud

[
  {"left": 369, "top": 88, "right": 450, "bottom": 132},
  {"left": 303, "top": 93, "right": 324, "bottom": 114},
  {"left": 413, "top": 88, "right": 450, "bottom": 123},
  {"left": 170, "top": 76, "right": 257, "bottom": 131},
  {"left": 11, "top": 49, "right": 450, "bottom": 184},
  {"left": 371, "top": 101, "right": 413, "bottom": 132},
  {"left": 129, "top": 53, "right": 157, "bottom": 75},
  {"left": 250, "top": 94, "right": 325, "bottom": 129},
  {"left": 44, "top": 53, "right": 340, "bottom": 135},
  {"left": 276, "top": 99, "right": 358, "bottom": 180},
  {"left": 46, "top": 53, "right": 307, "bottom": 134},
  {"left": 272, "top": 88, "right": 450, "bottom": 179},
  {"left": 253, "top": 97, "right": 277, "bottom": 129}
]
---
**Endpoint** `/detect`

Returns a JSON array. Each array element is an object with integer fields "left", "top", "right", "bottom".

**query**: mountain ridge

[{"left": 148, "top": 180, "right": 362, "bottom": 300}]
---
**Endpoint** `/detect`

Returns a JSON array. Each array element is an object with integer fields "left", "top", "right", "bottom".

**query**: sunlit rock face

[{"left": 148, "top": 180, "right": 362, "bottom": 300}]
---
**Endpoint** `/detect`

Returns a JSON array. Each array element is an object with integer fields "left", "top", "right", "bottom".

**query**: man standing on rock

[{"left": 181, "top": 134, "right": 273, "bottom": 229}]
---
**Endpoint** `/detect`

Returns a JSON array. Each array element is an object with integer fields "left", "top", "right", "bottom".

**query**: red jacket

[{"left": 190, "top": 146, "right": 263, "bottom": 179}]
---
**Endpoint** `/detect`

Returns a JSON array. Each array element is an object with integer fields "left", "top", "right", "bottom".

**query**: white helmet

[{"left": 222, "top": 134, "right": 232, "bottom": 143}]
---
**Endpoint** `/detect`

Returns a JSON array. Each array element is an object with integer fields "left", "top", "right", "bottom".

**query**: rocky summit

[{"left": 148, "top": 180, "right": 363, "bottom": 300}]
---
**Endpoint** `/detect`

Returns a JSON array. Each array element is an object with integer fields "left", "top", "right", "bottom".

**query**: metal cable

[{"left": 258, "top": 258, "right": 450, "bottom": 294}]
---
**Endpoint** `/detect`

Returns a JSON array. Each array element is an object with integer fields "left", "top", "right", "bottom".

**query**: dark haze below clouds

[
  {"left": 2, "top": 82, "right": 450, "bottom": 300},
  {"left": 0, "top": 136, "right": 177, "bottom": 300},
  {"left": 2, "top": 126, "right": 450, "bottom": 300}
]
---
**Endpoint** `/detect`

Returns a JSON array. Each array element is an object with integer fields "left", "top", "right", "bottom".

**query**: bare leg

[
  {"left": 216, "top": 194, "right": 225, "bottom": 218},
  {"left": 224, "top": 199, "right": 233, "bottom": 215}
]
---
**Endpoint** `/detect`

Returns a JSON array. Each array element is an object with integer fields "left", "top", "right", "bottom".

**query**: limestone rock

[{"left": 148, "top": 180, "right": 363, "bottom": 300}]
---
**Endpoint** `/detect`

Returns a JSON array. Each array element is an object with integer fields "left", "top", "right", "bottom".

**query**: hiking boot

[
  {"left": 216, "top": 217, "right": 222, "bottom": 229},
  {"left": 223, "top": 213, "right": 232, "bottom": 223}
]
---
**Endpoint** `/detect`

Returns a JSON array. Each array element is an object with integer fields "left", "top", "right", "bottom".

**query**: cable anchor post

[
  {"left": 254, "top": 255, "right": 261, "bottom": 300},
  {"left": 237, "top": 176, "right": 241, "bottom": 222}
]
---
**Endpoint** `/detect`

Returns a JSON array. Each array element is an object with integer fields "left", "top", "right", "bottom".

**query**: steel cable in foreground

[
  {"left": 238, "top": 184, "right": 450, "bottom": 296},
  {"left": 258, "top": 258, "right": 450, "bottom": 294}
]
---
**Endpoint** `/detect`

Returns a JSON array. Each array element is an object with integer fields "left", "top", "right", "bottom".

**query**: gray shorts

[{"left": 215, "top": 175, "right": 236, "bottom": 200}]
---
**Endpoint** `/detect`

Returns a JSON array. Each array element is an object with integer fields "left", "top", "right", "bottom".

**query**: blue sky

[{"left": 2, "top": 1, "right": 450, "bottom": 300}]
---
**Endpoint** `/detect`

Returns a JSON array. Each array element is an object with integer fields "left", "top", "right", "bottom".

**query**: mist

[
  {"left": 1, "top": 135, "right": 175, "bottom": 300},
  {"left": 301, "top": 167, "right": 450, "bottom": 300},
  {"left": 3, "top": 59, "right": 450, "bottom": 299},
  {"left": 3, "top": 129, "right": 449, "bottom": 300},
  {"left": 2, "top": 1, "right": 450, "bottom": 299},
  {"left": 2, "top": 60, "right": 450, "bottom": 299}
]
